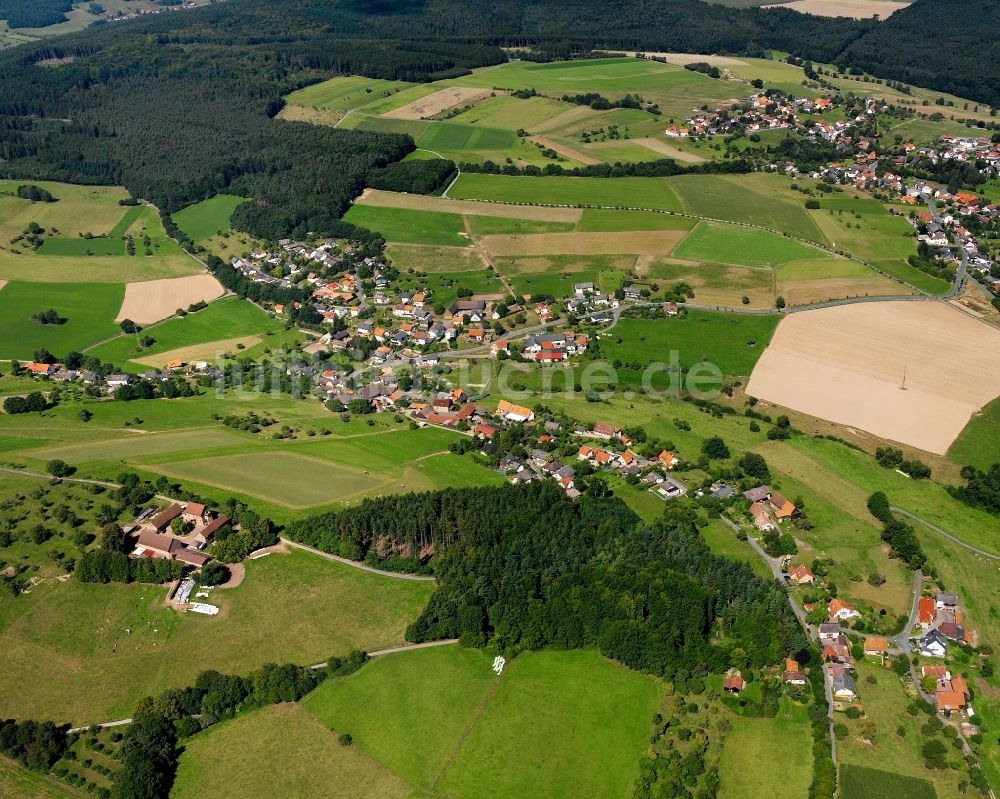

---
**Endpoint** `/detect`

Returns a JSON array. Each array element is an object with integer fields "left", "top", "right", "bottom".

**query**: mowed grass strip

[
  {"left": 0, "top": 281, "right": 125, "bottom": 358},
  {"left": 148, "top": 451, "right": 381, "bottom": 508},
  {"left": 171, "top": 195, "right": 246, "bottom": 242},
  {"left": 0, "top": 549, "right": 434, "bottom": 722},
  {"left": 303, "top": 646, "right": 497, "bottom": 789},
  {"left": 436, "top": 650, "right": 662, "bottom": 799},
  {"left": 343, "top": 204, "right": 469, "bottom": 246},
  {"left": 172, "top": 703, "right": 431, "bottom": 799},
  {"left": 25, "top": 428, "right": 248, "bottom": 465},
  {"left": 450, "top": 173, "right": 684, "bottom": 211},
  {"left": 673, "top": 221, "right": 829, "bottom": 268}
]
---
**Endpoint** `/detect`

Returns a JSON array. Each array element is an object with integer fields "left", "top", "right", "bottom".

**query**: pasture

[
  {"left": 0, "top": 281, "right": 124, "bottom": 359},
  {"left": 343, "top": 204, "right": 469, "bottom": 247},
  {"left": 284, "top": 75, "right": 416, "bottom": 112},
  {"left": 746, "top": 302, "right": 1000, "bottom": 454},
  {"left": 0, "top": 181, "right": 202, "bottom": 282},
  {"left": 0, "top": 756, "right": 78, "bottom": 799},
  {"left": 171, "top": 194, "right": 246, "bottom": 243},
  {"left": 449, "top": 173, "right": 684, "bottom": 211},
  {"left": 717, "top": 706, "right": 812, "bottom": 799},
  {"left": 673, "top": 221, "right": 829, "bottom": 268},
  {"left": 948, "top": 396, "right": 1000, "bottom": 470},
  {"left": 839, "top": 766, "right": 935, "bottom": 799},
  {"left": 148, "top": 451, "right": 382, "bottom": 508},
  {"left": 606, "top": 312, "right": 781, "bottom": 378},
  {"left": 669, "top": 173, "right": 826, "bottom": 243},
  {"left": 774, "top": 257, "right": 907, "bottom": 305},
  {"left": 305, "top": 647, "right": 661, "bottom": 799},
  {"left": 0, "top": 548, "right": 434, "bottom": 722},
  {"left": 492, "top": 254, "right": 632, "bottom": 298},
  {"left": 86, "top": 296, "right": 280, "bottom": 368},
  {"left": 638, "top": 257, "right": 775, "bottom": 307},
  {"left": 173, "top": 703, "right": 430, "bottom": 799}
]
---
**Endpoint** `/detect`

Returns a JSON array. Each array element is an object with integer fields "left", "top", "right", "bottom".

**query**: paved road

[
  {"left": 281, "top": 538, "right": 437, "bottom": 581},
  {"left": 891, "top": 507, "right": 1000, "bottom": 560}
]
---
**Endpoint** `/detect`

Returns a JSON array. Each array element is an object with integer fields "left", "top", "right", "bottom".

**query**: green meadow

[
  {"left": 605, "top": 312, "right": 781, "bottom": 378},
  {"left": 173, "top": 703, "right": 432, "bottom": 799},
  {"left": 669, "top": 173, "right": 826, "bottom": 243},
  {"left": 0, "top": 548, "right": 434, "bottom": 722},
  {"left": 284, "top": 75, "right": 417, "bottom": 111},
  {"left": 948, "top": 396, "right": 1000, "bottom": 470},
  {"left": 0, "top": 281, "right": 124, "bottom": 358},
  {"left": 86, "top": 296, "right": 281, "bottom": 368},
  {"left": 674, "top": 221, "right": 829, "bottom": 268},
  {"left": 305, "top": 647, "right": 661, "bottom": 799},
  {"left": 343, "top": 204, "right": 469, "bottom": 247},
  {"left": 450, "top": 173, "right": 684, "bottom": 211},
  {"left": 172, "top": 194, "right": 246, "bottom": 243},
  {"left": 717, "top": 703, "right": 812, "bottom": 799}
]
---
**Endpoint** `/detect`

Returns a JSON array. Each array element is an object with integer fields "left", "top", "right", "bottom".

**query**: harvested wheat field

[
  {"left": 0, "top": 280, "right": 7, "bottom": 293},
  {"left": 356, "top": 189, "right": 583, "bottom": 222},
  {"left": 746, "top": 301, "right": 1000, "bottom": 454},
  {"left": 131, "top": 336, "right": 263, "bottom": 368},
  {"left": 527, "top": 135, "right": 601, "bottom": 165},
  {"left": 382, "top": 87, "right": 493, "bottom": 119},
  {"left": 479, "top": 230, "right": 686, "bottom": 257},
  {"left": 763, "top": 0, "right": 909, "bottom": 17},
  {"left": 116, "top": 274, "right": 224, "bottom": 324}
]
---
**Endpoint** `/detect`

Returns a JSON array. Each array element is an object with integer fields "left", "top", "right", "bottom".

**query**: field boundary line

[{"left": 430, "top": 670, "right": 504, "bottom": 791}]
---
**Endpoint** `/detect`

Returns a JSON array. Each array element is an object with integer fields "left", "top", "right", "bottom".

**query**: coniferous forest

[{"left": 0, "top": 0, "right": 996, "bottom": 241}]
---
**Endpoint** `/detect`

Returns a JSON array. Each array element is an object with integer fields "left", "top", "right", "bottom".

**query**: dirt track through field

[
  {"left": 479, "top": 230, "right": 687, "bottom": 257},
  {"left": 382, "top": 87, "right": 493, "bottom": 119},
  {"left": 527, "top": 135, "right": 601, "bottom": 165},
  {"left": 116, "top": 274, "right": 224, "bottom": 324},
  {"left": 356, "top": 189, "right": 583, "bottom": 222},
  {"left": 629, "top": 137, "right": 707, "bottom": 163},
  {"left": 746, "top": 302, "right": 1000, "bottom": 454},
  {"left": 762, "top": 0, "right": 909, "bottom": 17}
]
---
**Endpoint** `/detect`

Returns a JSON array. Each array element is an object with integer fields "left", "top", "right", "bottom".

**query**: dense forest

[
  {"left": 0, "top": 0, "right": 70, "bottom": 29},
  {"left": 840, "top": 0, "right": 1000, "bottom": 108},
  {"left": 287, "top": 482, "right": 807, "bottom": 676},
  {"left": 0, "top": 0, "right": 993, "bottom": 242}
]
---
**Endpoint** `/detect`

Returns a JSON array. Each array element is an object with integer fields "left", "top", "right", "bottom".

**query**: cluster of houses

[
  {"left": 479, "top": 404, "right": 689, "bottom": 500},
  {"left": 742, "top": 484, "right": 797, "bottom": 531},
  {"left": 124, "top": 501, "right": 230, "bottom": 568},
  {"left": 917, "top": 591, "right": 970, "bottom": 656},
  {"left": 20, "top": 361, "right": 136, "bottom": 393},
  {"left": 673, "top": 90, "right": 877, "bottom": 146}
]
